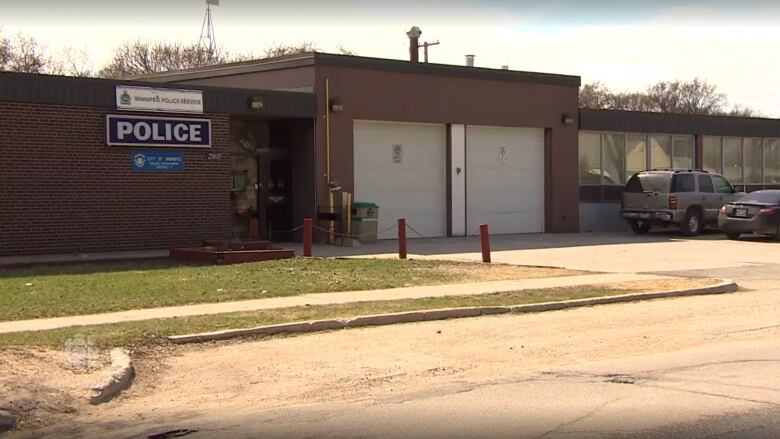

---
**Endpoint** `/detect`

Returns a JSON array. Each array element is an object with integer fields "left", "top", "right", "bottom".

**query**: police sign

[{"left": 106, "top": 115, "right": 211, "bottom": 148}]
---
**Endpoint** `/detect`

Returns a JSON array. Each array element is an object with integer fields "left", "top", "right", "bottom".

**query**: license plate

[
  {"left": 734, "top": 208, "right": 748, "bottom": 217},
  {"left": 639, "top": 213, "right": 651, "bottom": 219}
]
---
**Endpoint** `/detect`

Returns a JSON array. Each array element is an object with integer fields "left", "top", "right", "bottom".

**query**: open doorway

[{"left": 230, "top": 117, "right": 314, "bottom": 242}]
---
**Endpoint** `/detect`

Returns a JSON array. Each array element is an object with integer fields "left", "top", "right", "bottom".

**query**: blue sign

[
  {"left": 107, "top": 115, "right": 211, "bottom": 148},
  {"left": 131, "top": 151, "right": 184, "bottom": 172}
]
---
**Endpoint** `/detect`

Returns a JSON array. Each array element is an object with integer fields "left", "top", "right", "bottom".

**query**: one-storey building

[{"left": 3, "top": 40, "right": 780, "bottom": 256}]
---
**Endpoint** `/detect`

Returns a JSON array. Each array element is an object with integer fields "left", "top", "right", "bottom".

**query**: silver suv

[{"left": 620, "top": 170, "right": 743, "bottom": 236}]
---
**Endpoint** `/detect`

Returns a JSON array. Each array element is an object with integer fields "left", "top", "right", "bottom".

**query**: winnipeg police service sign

[
  {"left": 106, "top": 115, "right": 211, "bottom": 148},
  {"left": 116, "top": 85, "right": 203, "bottom": 114}
]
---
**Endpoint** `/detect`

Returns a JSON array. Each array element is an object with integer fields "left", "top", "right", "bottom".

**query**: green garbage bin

[{"left": 351, "top": 202, "right": 379, "bottom": 243}]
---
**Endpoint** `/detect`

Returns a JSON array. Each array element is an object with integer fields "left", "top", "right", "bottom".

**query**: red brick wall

[{"left": 0, "top": 102, "right": 232, "bottom": 256}]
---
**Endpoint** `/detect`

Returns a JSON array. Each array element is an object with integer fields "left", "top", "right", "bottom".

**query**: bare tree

[
  {"left": 579, "top": 82, "right": 611, "bottom": 109},
  {"left": 579, "top": 78, "right": 758, "bottom": 116},
  {"left": 98, "top": 40, "right": 239, "bottom": 78},
  {"left": 646, "top": 79, "right": 726, "bottom": 114},
  {"left": 261, "top": 42, "right": 318, "bottom": 58},
  {"left": 336, "top": 44, "right": 356, "bottom": 56},
  {"left": 0, "top": 33, "right": 57, "bottom": 74},
  {"left": 609, "top": 92, "right": 653, "bottom": 112},
  {"left": 726, "top": 104, "right": 763, "bottom": 118},
  {"left": 0, "top": 34, "right": 11, "bottom": 70},
  {"left": 62, "top": 46, "right": 94, "bottom": 77}
]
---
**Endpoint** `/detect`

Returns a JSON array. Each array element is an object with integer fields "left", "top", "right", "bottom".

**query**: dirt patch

[
  {"left": 424, "top": 263, "right": 583, "bottom": 283},
  {"left": 598, "top": 277, "right": 721, "bottom": 292},
  {"left": 0, "top": 347, "right": 108, "bottom": 430}
]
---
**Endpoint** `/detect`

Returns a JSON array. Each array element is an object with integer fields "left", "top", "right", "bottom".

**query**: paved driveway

[{"left": 293, "top": 230, "right": 780, "bottom": 281}]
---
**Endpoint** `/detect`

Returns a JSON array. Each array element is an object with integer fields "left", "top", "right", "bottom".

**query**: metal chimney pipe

[
  {"left": 407, "top": 26, "right": 422, "bottom": 63},
  {"left": 465, "top": 54, "right": 475, "bottom": 67},
  {"left": 501, "top": 65, "right": 509, "bottom": 70}
]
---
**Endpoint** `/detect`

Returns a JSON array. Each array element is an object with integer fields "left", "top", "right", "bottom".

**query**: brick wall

[{"left": 0, "top": 101, "right": 232, "bottom": 256}]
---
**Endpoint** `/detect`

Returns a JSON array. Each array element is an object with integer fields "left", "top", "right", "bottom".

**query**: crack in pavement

[
  {"left": 533, "top": 396, "right": 626, "bottom": 439},
  {"left": 639, "top": 383, "right": 780, "bottom": 407}
]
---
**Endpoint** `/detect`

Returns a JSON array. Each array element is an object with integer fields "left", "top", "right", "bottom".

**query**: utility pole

[{"left": 420, "top": 40, "right": 440, "bottom": 63}]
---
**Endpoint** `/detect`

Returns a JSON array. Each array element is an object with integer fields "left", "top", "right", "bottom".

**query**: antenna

[{"left": 199, "top": 0, "right": 219, "bottom": 57}]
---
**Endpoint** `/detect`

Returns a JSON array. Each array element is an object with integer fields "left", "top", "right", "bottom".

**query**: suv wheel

[
  {"left": 630, "top": 220, "right": 651, "bottom": 234},
  {"left": 681, "top": 209, "right": 703, "bottom": 236}
]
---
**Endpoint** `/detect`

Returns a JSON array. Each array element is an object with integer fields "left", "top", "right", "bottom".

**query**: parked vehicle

[
  {"left": 620, "top": 170, "right": 742, "bottom": 236},
  {"left": 718, "top": 190, "right": 780, "bottom": 240}
]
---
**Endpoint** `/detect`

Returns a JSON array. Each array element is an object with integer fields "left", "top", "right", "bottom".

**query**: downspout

[{"left": 325, "top": 77, "right": 334, "bottom": 243}]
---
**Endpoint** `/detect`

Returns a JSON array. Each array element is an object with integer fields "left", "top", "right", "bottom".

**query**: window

[
  {"left": 703, "top": 136, "right": 722, "bottom": 173},
  {"left": 744, "top": 138, "right": 764, "bottom": 184},
  {"left": 712, "top": 175, "right": 734, "bottom": 194},
  {"left": 602, "top": 133, "right": 625, "bottom": 185},
  {"left": 231, "top": 170, "right": 249, "bottom": 190},
  {"left": 672, "top": 174, "right": 695, "bottom": 192},
  {"left": 723, "top": 137, "right": 743, "bottom": 184},
  {"left": 698, "top": 175, "right": 714, "bottom": 193},
  {"left": 672, "top": 136, "right": 694, "bottom": 169},
  {"left": 625, "top": 173, "right": 671, "bottom": 193},
  {"left": 625, "top": 134, "right": 647, "bottom": 180},
  {"left": 765, "top": 139, "right": 780, "bottom": 184},
  {"left": 579, "top": 132, "right": 601, "bottom": 184},
  {"left": 650, "top": 135, "right": 671, "bottom": 169}
]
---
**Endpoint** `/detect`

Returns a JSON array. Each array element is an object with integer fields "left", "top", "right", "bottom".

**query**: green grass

[
  {"left": 0, "top": 285, "right": 631, "bottom": 348},
  {"left": 0, "top": 258, "right": 553, "bottom": 321}
]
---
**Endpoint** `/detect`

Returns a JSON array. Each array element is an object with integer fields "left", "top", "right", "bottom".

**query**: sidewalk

[{"left": 0, "top": 273, "right": 669, "bottom": 334}]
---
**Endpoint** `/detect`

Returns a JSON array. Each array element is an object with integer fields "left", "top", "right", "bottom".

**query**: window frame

[
  {"left": 743, "top": 137, "right": 765, "bottom": 185},
  {"left": 698, "top": 174, "right": 714, "bottom": 193},
  {"left": 578, "top": 131, "right": 605, "bottom": 186}
]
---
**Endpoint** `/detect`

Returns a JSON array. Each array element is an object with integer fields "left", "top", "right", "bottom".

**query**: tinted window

[
  {"left": 625, "top": 173, "right": 672, "bottom": 193},
  {"left": 711, "top": 175, "right": 734, "bottom": 194},
  {"left": 737, "top": 191, "right": 780, "bottom": 204},
  {"left": 672, "top": 174, "right": 695, "bottom": 192},
  {"left": 698, "top": 175, "right": 714, "bottom": 193}
]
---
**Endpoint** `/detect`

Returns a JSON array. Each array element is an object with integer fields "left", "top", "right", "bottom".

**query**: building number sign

[
  {"left": 498, "top": 146, "right": 508, "bottom": 164},
  {"left": 392, "top": 144, "right": 403, "bottom": 163}
]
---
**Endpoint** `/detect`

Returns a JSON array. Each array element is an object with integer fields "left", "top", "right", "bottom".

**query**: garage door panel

[
  {"left": 466, "top": 126, "right": 545, "bottom": 235},
  {"left": 354, "top": 121, "right": 446, "bottom": 239}
]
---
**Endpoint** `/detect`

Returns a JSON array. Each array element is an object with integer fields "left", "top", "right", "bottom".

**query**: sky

[{"left": 3, "top": 0, "right": 780, "bottom": 115}]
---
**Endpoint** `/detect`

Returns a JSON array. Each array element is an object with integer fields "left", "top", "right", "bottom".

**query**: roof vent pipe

[
  {"left": 465, "top": 54, "right": 475, "bottom": 67},
  {"left": 501, "top": 65, "right": 509, "bottom": 70},
  {"left": 407, "top": 26, "right": 422, "bottom": 63}
]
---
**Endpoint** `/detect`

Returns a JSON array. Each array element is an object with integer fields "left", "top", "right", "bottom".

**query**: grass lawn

[
  {"left": 0, "top": 279, "right": 717, "bottom": 349},
  {"left": 0, "top": 258, "right": 577, "bottom": 321}
]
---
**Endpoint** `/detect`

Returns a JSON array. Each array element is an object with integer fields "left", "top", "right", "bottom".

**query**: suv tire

[
  {"left": 681, "top": 208, "right": 703, "bottom": 236},
  {"left": 629, "top": 220, "right": 651, "bottom": 234},
  {"left": 726, "top": 233, "right": 741, "bottom": 240}
]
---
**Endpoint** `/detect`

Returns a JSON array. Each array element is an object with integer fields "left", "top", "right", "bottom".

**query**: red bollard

[
  {"left": 249, "top": 218, "right": 259, "bottom": 240},
  {"left": 480, "top": 224, "right": 491, "bottom": 263},
  {"left": 398, "top": 218, "right": 407, "bottom": 260},
  {"left": 303, "top": 218, "right": 313, "bottom": 257}
]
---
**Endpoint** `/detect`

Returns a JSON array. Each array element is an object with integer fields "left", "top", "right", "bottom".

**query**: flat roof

[
  {"left": 580, "top": 108, "right": 780, "bottom": 138},
  {"left": 0, "top": 71, "right": 315, "bottom": 118},
  {"left": 136, "top": 52, "right": 581, "bottom": 87}
]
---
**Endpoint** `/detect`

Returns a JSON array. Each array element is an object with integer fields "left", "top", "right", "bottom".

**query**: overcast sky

[{"left": 4, "top": 0, "right": 780, "bottom": 116}]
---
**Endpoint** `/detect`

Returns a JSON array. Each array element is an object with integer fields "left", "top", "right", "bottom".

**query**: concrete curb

[
  {"left": 0, "top": 409, "right": 17, "bottom": 432},
  {"left": 168, "top": 279, "right": 737, "bottom": 345},
  {"left": 88, "top": 348, "right": 135, "bottom": 405}
]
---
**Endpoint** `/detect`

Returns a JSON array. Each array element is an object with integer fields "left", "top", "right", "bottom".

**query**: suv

[{"left": 620, "top": 170, "right": 742, "bottom": 236}]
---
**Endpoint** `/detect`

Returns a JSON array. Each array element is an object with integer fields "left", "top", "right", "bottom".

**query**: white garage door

[
  {"left": 466, "top": 125, "right": 545, "bottom": 235},
  {"left": 354, "top": 120, "right": 446, "bottom": 239}
]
